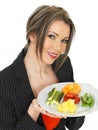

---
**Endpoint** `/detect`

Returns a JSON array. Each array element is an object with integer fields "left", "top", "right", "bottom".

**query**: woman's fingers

[{"left": 32, "top": 99, "right": 46, "bottom": 114}]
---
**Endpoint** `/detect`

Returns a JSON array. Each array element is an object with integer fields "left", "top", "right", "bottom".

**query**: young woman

[{"left": 0, "top": 5, "right": 85, "bottom": 130}]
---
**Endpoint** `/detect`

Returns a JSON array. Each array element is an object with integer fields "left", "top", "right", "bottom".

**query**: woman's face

[{"left": 42, "top": 20, "right": 70, "bottom": 65}]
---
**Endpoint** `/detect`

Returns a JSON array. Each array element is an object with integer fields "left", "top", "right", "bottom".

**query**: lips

[{"left": 47, "top": 52, "right": 58, "bottom": 59}]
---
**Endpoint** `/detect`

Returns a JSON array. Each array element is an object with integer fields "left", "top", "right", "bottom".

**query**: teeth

[{"left": 48, "top": 52, "right": 57, "bottom": 56}]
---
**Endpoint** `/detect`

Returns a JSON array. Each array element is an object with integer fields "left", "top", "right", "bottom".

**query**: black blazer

[{"left": 0, "top": 49, "right": 84, "bottom": 130}]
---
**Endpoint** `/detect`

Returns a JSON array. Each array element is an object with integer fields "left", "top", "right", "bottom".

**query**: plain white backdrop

[{"left": 0, "top": 0, "right": 98, "bottom": 129}]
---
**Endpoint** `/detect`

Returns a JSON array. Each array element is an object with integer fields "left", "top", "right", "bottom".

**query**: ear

[{"left": 29, "top": 34, "right": 34, "bottom": 42}]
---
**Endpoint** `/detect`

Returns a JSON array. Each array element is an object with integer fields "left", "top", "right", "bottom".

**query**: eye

[
  {"left": 61, "top": 39, "right": 69, "bottom": 44},
  {"left": 48, "top": 34, "right": 55, "bottom": 39}
]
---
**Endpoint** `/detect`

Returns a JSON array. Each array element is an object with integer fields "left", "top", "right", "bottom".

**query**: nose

[{"left": 53, "top": 40, "right": 62, "bottom": 52}]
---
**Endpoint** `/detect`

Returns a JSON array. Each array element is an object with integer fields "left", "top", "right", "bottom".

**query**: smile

[{"left": 47, "top": 52, "right": 58, "bottom": 59}]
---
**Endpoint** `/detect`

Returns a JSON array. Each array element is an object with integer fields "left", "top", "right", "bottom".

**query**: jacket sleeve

[{"left": 0, "top": 74, "right": 45, "bottom": 130}]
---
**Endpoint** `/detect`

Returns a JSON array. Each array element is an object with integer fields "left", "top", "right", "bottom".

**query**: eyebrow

[{"left": 47, "top": 31, "right": 69, "bottom": 39}]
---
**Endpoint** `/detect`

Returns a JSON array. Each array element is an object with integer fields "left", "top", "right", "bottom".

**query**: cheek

[
  {"left": 43, "top": 39, "right": 53, "bottom": 50},
  {"left": 62, "top": 44, "right": 67, "bottom": 51}
]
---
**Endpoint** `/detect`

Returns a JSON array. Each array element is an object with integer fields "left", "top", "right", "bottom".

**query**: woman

[{"left": 0, "top": 5, "right": 85, "bottom": 130}]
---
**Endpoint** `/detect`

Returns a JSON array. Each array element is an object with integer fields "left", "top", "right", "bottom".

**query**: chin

[
  {"left": 43, "top": 56, "right": 57, "bottom": 65},
  {"left": 47, "top": 60, "right": 56, "bottom": 65}
]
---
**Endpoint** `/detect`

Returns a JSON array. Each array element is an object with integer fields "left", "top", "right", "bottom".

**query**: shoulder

[
  {"left": 0, "top": 49, "right": 24, "bottom": 83},
  {"left": 56, "top": 56, "right": 74, "bottom": 82},
  {"left": 0, "top": 64, "right": 14, "bottom": 84},
  {"left": 0, "top": 63, "right": 17, "bottom": 97},
  {"left": 63, "top": 56, "right": 72, "bottom": 66},
  {"left": 59, "top": 56, "right": 73, "bottom": 71},
  {"left": 0, "top": 64, "right": 14, "bottom": 82},
  {"left": 0, "top": 65, "right": 14, "bottom": 101}
]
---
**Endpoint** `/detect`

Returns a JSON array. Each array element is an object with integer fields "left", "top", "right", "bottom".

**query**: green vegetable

[
  {"left": 82, "top": 93, "right": 88, "bottom": 102},
  {"left": 46, "top": 88, "right": 64, "bottom": 105},
  {"left": 51, "top": 91, "right": 64, "bottom": 104},
  {"left": 81, "top": 93, "right": 95, "bottom": 107},
  {"left": 47, "top": 88, "right": 56, "bottom": 101}
]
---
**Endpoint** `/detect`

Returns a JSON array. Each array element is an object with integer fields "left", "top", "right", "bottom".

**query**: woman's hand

[{"left": 28, "top": 99, "right": 46, "bottom": 121}]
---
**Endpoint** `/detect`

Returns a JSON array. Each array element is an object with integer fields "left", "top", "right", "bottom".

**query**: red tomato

[
  {"left": 74, "top": 96, "right": 80, "bottom": 104},
  {"left": 66, "top": 92, "right": 77, "bottom": 99},
  {"left": 63, "top": 95, "right": 68, "bottom": 102}
]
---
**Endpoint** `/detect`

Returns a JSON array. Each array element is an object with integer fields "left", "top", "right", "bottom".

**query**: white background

[{"left": 0, "top": 0, "right": 98, "bottom": 129}]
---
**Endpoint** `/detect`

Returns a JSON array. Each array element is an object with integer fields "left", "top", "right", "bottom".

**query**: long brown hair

[{"left": 25, "top": 5, "right": 75, "bottom": 72}]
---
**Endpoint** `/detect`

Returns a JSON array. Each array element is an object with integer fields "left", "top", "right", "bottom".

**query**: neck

[{"left": 24, "top": 44, "right": 51, "bottom": 77}]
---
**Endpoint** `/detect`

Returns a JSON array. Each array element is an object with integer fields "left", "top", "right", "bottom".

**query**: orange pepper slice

[{"left": 62, "top": 83, "right": 81, "bottom": 95}]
